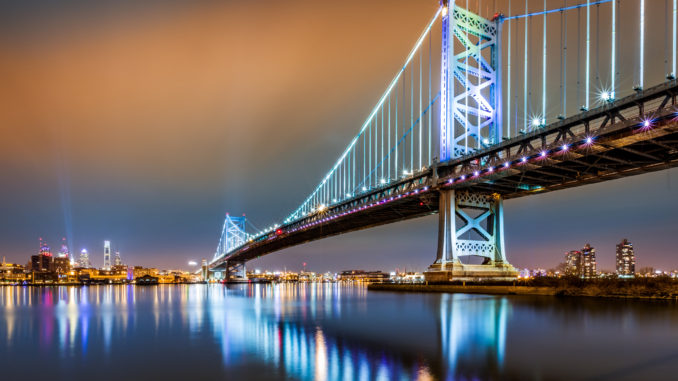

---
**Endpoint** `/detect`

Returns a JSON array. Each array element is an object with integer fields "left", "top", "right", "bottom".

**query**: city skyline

[{"left": 1, "top": 0, "right": 677, "bottom": 272}]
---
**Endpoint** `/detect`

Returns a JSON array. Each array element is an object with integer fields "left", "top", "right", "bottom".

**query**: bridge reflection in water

[
  {"left": 0, "top": 284, "right": 508, "bottom": 380},
  {"left": 3, "top": 285, "right": 678, "bottom": 380},
  {"left": 204, "top": 286, "right": 503, "bottom": 380},
  {"left": 206, "top": 284, "right": 509, "bottom": 380}
]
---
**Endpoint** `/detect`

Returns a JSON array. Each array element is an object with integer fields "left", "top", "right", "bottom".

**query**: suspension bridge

[{"left": 210, "top": 0, "right": 678, "bottom": 281}]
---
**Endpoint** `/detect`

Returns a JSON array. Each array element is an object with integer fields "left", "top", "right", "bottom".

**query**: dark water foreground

[{"left": 1, "top": 284, "right": 677, "bottom": 380}]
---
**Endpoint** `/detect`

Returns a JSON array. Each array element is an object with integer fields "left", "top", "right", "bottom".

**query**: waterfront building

[
  {"left": 565, "top": 244, "right": 597, "bottom": 279},
  {"left": 53, "top": 257, "right": 71, "bottom": 274},
  {"left": 565, "top": 250, "right": 581, "bottom": 276},
  {"left": 132, "top": 266, "right": 159, "bottom": 279},
  {"left": 0, "top": 259, "right": 26, "bottom": 283},
  {"left": 103, "top": 240, "right": 112, "bottom": 270},
  {"left": 581, "top": 244, "right": 597, "bottom": 278},
  {"left": 616, "top": 239, "right": 636, "bottom": 277},
  {"left": 337, "top": 270, "right": 389, "bottom": 283},
  {"left": 31, "top": 241, "right": 54, "bottom": 272},
  {"left": 78, "top": 249, "right": 90, "bottom": 268}
]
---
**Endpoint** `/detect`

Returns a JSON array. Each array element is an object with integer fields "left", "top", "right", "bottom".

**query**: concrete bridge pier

[
  {"left": 225, "top": 260, "right": 247, "bottom": 282},
  {"left": 424, "top": 190, "right": 518, "bottom": 282}
]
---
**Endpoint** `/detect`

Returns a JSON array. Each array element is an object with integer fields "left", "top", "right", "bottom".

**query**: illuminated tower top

[
  {"left": 38, "top": 238, "right": 52, "bottom": 257},
  {"left": 79, "top": 249, "right": 90, "bottom": 268},
  {"left": 114, "top": 250, "right": 123, "bottom": 267},
  {"left": 57, "top": 237, "right": 70, "bottom": 258},
  {"left": 103, "top": 240, "right": 111, "bottom": 270}
]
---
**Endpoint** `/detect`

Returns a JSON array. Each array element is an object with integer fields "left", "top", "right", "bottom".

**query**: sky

[{"left": 1, "top": 0, "right": 677, "bottom": 273}]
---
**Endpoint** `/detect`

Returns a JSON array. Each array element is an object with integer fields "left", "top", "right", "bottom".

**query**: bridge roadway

[{"left": 212, "top": 81, "right": 678, "bottom": 270}]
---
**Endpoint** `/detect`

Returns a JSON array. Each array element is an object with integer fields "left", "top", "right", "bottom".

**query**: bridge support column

[
  {"left": 424, "top": 190, "right": 517, "bottom": 282},
  {"left": 224, "top": 260, "right": 247, "bottom": 282}
]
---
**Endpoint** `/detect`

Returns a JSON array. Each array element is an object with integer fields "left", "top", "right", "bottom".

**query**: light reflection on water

[{"left": 1, "top": 284, "right": 678, "bottom": 380}]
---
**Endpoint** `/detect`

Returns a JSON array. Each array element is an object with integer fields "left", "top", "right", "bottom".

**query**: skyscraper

[
  {"left": 564, "top": 244, "right": 597, "bottom": 279},
  {"left": 79, "top": 249, "right": 90, "bottom": 268},
  {"left": 616, "top": 239, "right": 636, "bottom": 277},
  {"left": 565, "top": 250, "right": 582, "bottom": 276},
  {"left": 114, "top": 250, "right": 123, "bottom": 267},
  {"left": 57, "top": 237, "right": 70, "bottom": 258},
  {"left": 580, "top": 244, "right": 597, "bottom": 278},
  {"left": 103, "top": 241, "right": 111, "bottom": 270}
]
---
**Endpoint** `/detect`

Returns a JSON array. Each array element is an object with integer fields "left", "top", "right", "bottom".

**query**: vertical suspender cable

[
  {"left": 419, "top": 47, "right": 422, "bottom": 170},
  {"left": 507, "top": 0, "right": 512, "bottom": 139},
  {"left": 363, "top": 126, "right": 366, "bottom": 189},
  {"left": 395, "top": 82, "right": 398, "bottom": 179},
  {"left": 611, "top": 0, "right": 616, "bottom": 98},
  {"left": 524, "top": 0, "right": 528, "bottom": 132},
  {"left": 542, "top": 0, "right": 547, "bottom": 124},
  {"left": 666, "top": 0, "right": 670, "bottom": 76},
  {"left": 381, "top": 105, "right": 384, "bottom": 181},
  {"left": 410, "top": 60, "right": 414, "bottom": 171},
  {"left": 596, "top": 4, "right": 600, "bottom": 91},
  {"left": 577, "top": 8, "right": 581, "bottom": 110},
  {"left": 477, "top": 0, "right": 482, "bottom": 148},
  {"left": 673, "top": 0, "right": 677, "bottom": 78},
  {"left": 369, "top": 121, "right": 372, "bottom": 187},
  {"left": 388, "top": 94, "right": 391, "bottom": 181},
  {"left": 585, "top": 0, "right": 590, "bottom": 110},
  {"left": 639, "top": 0, "right": 645, "bottom": 90},
  {"left": 465, "top": 0, "right": 470, "bottom": 153},
  {"left": 563, "top": 2, "right": 567, "bottom": 116},
  {"left": 428, "top": 29, "right": 432, "bottom": 165},
  {"left": 373, "top": 96, "right": 379, "bottom": 180},
  {"left": 560, "top": 2, "right": 564, "bottom": 117}
]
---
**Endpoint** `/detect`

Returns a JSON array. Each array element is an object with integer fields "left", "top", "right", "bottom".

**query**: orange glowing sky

[{"left": 1, "top": 0, "right": 677, "bottom": 271}]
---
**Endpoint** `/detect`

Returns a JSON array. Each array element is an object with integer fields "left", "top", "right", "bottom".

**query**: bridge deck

[{"left": 212, "top": 81, "right": 678, "bottom": 269}]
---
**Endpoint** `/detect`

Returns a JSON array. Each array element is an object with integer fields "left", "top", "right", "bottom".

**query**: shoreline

[{"left": 367, "top": 283, "right": 678, "bottom": 300}]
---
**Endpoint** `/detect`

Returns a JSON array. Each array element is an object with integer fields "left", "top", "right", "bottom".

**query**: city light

[
  {"left": 561, "top": 144, "right": 569, "bottom": 151},
  {"left": 473, "top": 170, "right": 479, "bottom": 177},
  {"left": 600, "top": 90, "right": 614, "bottom": 102},
  {"left": 540, "top": 151, "right": 547, "bottom": 158},
  {"left": 504, "top": 162, "right": 510, "bottom": 168},
  {"left": 521, "top": 156, "right": 527, "bottom": 163}
]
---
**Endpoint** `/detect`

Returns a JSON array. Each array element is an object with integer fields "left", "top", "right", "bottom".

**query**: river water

[{"left": 0, "top": 284, "right": 677, "bottom": 380}]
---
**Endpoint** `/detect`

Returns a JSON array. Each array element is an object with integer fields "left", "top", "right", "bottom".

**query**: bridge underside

[{"left": 212, "top": 82, "right": 678, "bottom": 273}]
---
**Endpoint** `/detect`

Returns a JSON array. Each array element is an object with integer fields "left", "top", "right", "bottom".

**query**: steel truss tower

[
  {"left": 427, "top": 1, "right": 516, "bottom": 281},
  {"left": 212, "top": 214, "right": 248, "bottom": 281}
]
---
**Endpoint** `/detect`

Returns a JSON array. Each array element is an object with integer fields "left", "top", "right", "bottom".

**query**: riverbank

[{"left": 368, "top": 277, "right": 678, "bottom": 300}]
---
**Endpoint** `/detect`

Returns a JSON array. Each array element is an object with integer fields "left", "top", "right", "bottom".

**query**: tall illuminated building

[
  {"left": 57, "top": 237, "right": 70, "bottom": 258},
  {"left": 31, "top": 238, "right": 54, "bottom": 272},
  {"left": 580, "top": 244, "right": 597, "bottom": 278},
  {"left": 114, "top": 250, "right": 123, "bottom": 267},
  {"left": 564, "top": 244, "right": 597, "bottom": 279},
  {"left": 616, "top": 239, "right": 636, "bottom": 277},
  {"left": 79, "top": 249, "right": 90, "bottom": 268},
  {"left": 103, "top": 240, "right": 111, "bottom": 270}
]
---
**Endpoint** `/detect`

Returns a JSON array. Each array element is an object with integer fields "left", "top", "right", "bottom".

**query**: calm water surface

[{"left": 1, "top": 284, "right": 677, "bottom": 380}]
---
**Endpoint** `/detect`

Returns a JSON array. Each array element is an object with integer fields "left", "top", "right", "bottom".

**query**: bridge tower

[
  {"left": 426, "top": 1, "right": 516, "bottom": 282},
  {"left": 212, "top": 213, "right": 248, "bottom": 281}
]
